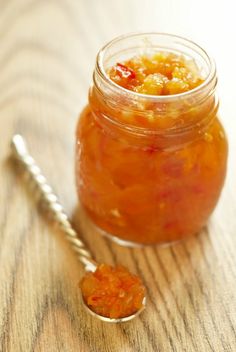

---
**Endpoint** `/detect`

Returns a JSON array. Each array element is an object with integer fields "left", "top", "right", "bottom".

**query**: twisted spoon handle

[{"left": 11, "top": 134, "right": 97, "bottom": 272}]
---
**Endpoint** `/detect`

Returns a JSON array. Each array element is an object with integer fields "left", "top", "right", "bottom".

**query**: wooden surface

[{"left": 0, "top": 1, "right": 236, "bottom": 351}]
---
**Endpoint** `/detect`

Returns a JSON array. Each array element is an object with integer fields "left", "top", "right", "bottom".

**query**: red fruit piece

[{"left": 115, "top": 63, "right": 136, "bottom": 79}]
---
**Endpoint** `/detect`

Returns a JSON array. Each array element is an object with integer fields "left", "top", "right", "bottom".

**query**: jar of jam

[{"left": 75, "top": 33, "right": 228, "bottom": 246}]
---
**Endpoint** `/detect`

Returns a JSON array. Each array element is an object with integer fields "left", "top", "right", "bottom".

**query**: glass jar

[{"left": 75, "top": 33, "right": 228, "bottom": 246}]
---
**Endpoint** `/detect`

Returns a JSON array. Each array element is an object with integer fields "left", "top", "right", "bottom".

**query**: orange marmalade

[
  {"left": 76, "top": 33, "right": 227, "bottom": 245},
  {"left": 80, "top": 264, "right": 145, "bottom": 319},
  {"left": 108, "top": 52, "right": 204, "bottom": 95}
]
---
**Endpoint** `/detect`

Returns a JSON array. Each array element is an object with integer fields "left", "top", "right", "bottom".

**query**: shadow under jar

[{"left": 75, "top": 33, "right": 228, "bottom": 246}]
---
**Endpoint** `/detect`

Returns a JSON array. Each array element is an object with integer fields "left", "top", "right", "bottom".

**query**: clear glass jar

[{"left": 75, "top": 33, "right": 228, "bottom": 246}]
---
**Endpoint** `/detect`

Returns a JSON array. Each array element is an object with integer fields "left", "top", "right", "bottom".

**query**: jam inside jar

[{"left": 76, "top": 33, "right": 228, "bottom": 246}]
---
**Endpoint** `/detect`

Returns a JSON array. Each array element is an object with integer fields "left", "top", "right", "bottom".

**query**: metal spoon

[{"left": 11, "top": 134, "right": 146, "bottom": 323}]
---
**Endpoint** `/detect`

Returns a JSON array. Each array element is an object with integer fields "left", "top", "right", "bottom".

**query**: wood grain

[{"left": 0, "top": 0, "right": 236, "bottom": 351}]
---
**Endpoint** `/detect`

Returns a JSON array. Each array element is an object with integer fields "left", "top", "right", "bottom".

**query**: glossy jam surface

[
  {"left": 80, "top": 264, "right": 145, "bottom": 319},
  {"left": 108, "top": 52, "right": 204, "bottom": 95},
  {"left": 76, "top": 51, "right": 228, "bottom": 245}
]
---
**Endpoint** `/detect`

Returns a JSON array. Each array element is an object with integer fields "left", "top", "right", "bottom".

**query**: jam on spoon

[{"left": 80, "top": 263, "right": 145, "bottom": 319}]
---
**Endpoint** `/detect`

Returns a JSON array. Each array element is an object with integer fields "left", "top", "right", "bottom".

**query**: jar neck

[
  {"left": 90, "top": 33, "right": 218, "bottom": 149},
  {"left": 90, "top": 89, "right": 218, "bottom": 150}
]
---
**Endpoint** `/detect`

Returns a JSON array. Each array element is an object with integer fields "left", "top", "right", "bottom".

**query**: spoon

[{"left": 11, "top": 134, "right": 146, "bottom": 323}]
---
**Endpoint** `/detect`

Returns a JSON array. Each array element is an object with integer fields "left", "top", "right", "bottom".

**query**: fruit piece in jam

[{"left": 80, "top": 264, "right": 145, "bottom": 319}]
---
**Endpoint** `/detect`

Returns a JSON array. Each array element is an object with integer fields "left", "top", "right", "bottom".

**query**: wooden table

[{"left": 0, "top": 1, "right": 235, "bottom": 351}]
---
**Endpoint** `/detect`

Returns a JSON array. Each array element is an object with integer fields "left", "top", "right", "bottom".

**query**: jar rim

[{"left": 96, "top": 32, "right": 216, "bottom": 102}]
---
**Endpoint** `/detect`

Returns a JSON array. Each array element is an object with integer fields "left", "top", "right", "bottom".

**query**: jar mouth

[{"left": 96, "top": 32, "right": 216, "bottom": 102}]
